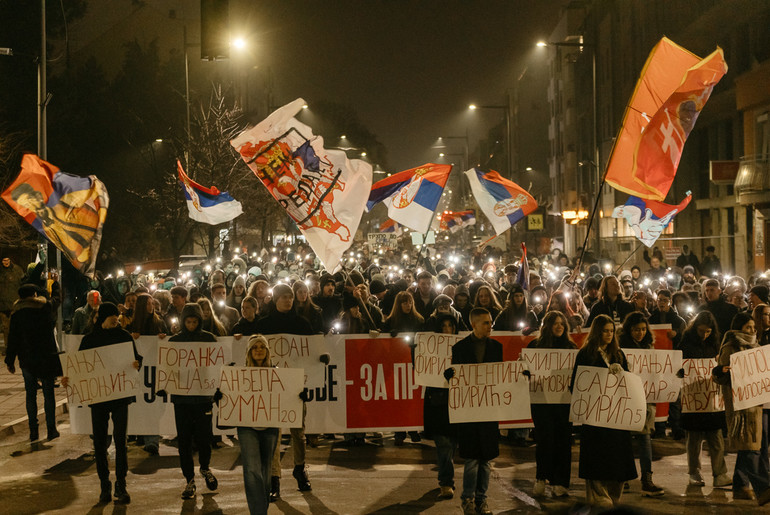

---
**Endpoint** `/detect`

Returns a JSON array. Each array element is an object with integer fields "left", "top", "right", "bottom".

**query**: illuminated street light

[
  {"left": 468, "top": 104, "right": 478, "bottom": 110},
  {"left": 231, "top": 37, "right": 247, "bottom": 50}
]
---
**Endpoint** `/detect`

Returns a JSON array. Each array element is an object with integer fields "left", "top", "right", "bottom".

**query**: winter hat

[
  {"left": 349, "top": 270, "right": 365, "bottom": 286},
  {"left": 233, "top": 275, "right": 246, "bottom": 290},
  {"left": 272, "top": 283, "right": 294, "bottom": 299},
  {"left": 319, "top": 274, "right": 336, "bottom": 289},
  {"left": 750, "top": 285, "right": 770, "bottom": 305},
  {"left": 95, "top": 302, "right": 120, "bottom": 328},
  {"left": 369, "top": 279, "right": 387, "bottom": 295},
  {"left": 683, "top": 265, "right": 695, "bottom": 275},
  {"left": 507, "top": 284, "right": 524, "bottom": 300},
  {"left": 455, "top": 284, "right": 470, "bottom": 299},
  {"left": 18, "top": 283, "right": 39, "bottom": 299},
  {"left": 584, "top": 277, "right": 599, "bottom": 290},
  {"left": 433, "top": 294, "right": 453, "bottom": 307},
  {"left": 248, "top": 266, "right": 262, "bottom": 277}
]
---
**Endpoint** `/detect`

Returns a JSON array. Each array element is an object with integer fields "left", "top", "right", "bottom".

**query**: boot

[
  {"left": 293, "top": 464, "right": 312, "bottom": 491},
  {"left": 269, "top": 476, "right": 280, "bottom": 502},
  {"left": 99, "top": 481, "right": 112, "bottom": 504},
  {"left": 641, "top": 471, "right": 664, "bottom": 497},
  {"left": 114, "top": 481, "right": 131, "bottom": 504}
]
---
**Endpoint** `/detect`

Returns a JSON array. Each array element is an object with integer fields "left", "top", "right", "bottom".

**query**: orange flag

[{"left": 604, "top": 37, "right": 727, "bottom": 200}]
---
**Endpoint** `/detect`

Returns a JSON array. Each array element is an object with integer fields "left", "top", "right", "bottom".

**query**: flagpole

[
  {"left": 575, "top": 165, "right": 607, "bottom": 273},
  {"left": 614, "top": 241, "right": 644, "bottom": 275}
]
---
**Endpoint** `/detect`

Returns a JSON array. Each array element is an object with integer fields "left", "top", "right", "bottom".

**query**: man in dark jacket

[
  {"left": 413, "top": 271, "right": 438, "bottom": 321},
  {"left": 0, "top": 255, "right": 25, "bottom": 352},
  {"left": 699, "top": 279, "right": 738, "bottom": 336},
  {"left": 167, "top": 303, "right": 219, "bottom": 500},
  {"left": 445, "top": 307, "right": 502, "bottom": 515},
  {"left": 649, "top": 289, "right": 686, "bottom": 348},
  {"left": 310, "top": 274, "right": 340, "bottom": 333},
  {"left": 585, "top": 275, "right": 634, "bottom": 327},
  {"left": 5, "top": 284, "right": 62, "bottom": 442}
]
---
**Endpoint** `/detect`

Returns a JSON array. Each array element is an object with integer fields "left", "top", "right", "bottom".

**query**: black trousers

[
  {"left": 173, "top": 403, "right": 213, "bottom": 481},
  {"left": 91, "top": 402, "right": 129, "bottom": 485},
  {"left": 531, "top": 403, "right": 572, "bottom": 487}
]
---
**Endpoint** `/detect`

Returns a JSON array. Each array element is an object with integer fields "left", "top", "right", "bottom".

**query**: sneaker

[
  {"left": 733, "top": 487, "right": 755, "bottom": 501},
  {"left": 270, "top": 476, "right": 280, "bottom": 502},
  {"left": 293, "top": 464, "right": 312, "bottom": 491},
  {"left": 476, "top": 499, "right": 492, "bottom": 515},
  {"left": 114, "top": 482, "right": 131, "bottom": 504},
  {"left": 641, "top": 472, "right": 664, "bottom": 497},
  {"left": 713, "top": 474, "right": 732, "bottom": 488},
  {"left": 409, "top": 431, "right": 421, "bottom": 443},
  {"left": 99, "top": 481, "right": 112, "bottom": 504},
  {"left": 552, "top": 485, "right": 569, "bottom": 498},
  {"left": 181, "top": 479, "right": 196, "bottom": 499},
  {"left": 461, "top": 497, "right": 476, "bottom": 515},
  {"left": 46, "top": 428, "right": 60, "bottom": 441},
  {"left": 201, "top": 468, "right": 218, "bottom": 490},
  {"left": 437, "top": 485, "right": 454, "bottom": 500},
  {"left": 533, "top": 480, "right": 546, "bottom": 497},
  {"left": 689, "top": 472, "right": 705, "bottom": 486}
]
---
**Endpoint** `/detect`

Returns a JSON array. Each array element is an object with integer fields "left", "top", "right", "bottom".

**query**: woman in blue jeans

[{"left": 237, "top": 335, "right": 280, "bottom": 514}]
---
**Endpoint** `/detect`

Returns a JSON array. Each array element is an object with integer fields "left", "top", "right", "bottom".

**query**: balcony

[{"left": 735, "top": 155, "right": 770, "bottom": 206}]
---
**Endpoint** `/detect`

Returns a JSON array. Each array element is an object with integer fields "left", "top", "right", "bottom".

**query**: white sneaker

[
  {"left": 713, "top": 473, "right": 732, "bottom": 488},
  {"left": 688, "top": 473, "right": 705, "bottom": 486},
  {"left": 552, "top": 485, "right": 569, "bottom": 497},
  {"left": 533, "top": 480, "right": 546, "bottom": 496}
]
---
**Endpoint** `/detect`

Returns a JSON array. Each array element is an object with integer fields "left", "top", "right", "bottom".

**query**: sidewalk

[{"left": 0, "top": 358, "right": 68, "bottom": 439}]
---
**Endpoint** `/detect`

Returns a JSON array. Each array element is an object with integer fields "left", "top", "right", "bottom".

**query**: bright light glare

[
  {"left": 468, "top": 104, "right": 477, "bottom": 110},
  {"left": 536, "top": 41, "right": 547, "bottom": 47},
  {"left": 232, "top": 37, "right": 247, "bottom": 49}
]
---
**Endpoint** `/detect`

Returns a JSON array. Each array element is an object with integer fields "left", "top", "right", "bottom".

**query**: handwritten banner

[
  {"left": 217, "top": 366, "right": 304, "bottom": 428},
  {"left": 413, "top": 332, "right": 464, "bottom": 388},
  {"left": 157, "top": 341, "right": 231, "bottom": 395},
  {"left": 232, "top": 334, "right": 327, "bottom": 389},
  {"left": 730, "top": 345, "right": 770, "bottom": 411},
  {"left": 681, "top": 358, "right": 724, "bottom": 413},
  {"left": 624, "top": 349, "right": 683, "bottom": 402},
  {"left": 59, "top": 342, "right": 140, "bottom": 407},
  {"left": 520, "top": 349, "right": 578, "bottom": 404},
  {"left": 448, "top": 361, "right": 531, "bottom": 423},
  {"left": 569, "top": 366, "right": 647, "bottom": 431}
]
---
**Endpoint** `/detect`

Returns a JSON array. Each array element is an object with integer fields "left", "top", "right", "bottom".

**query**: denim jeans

[
  {"left": 434, "top": 434, "right": 457, "bottom": 487},
  {"left": 238, "top": 427, "right": 279, "bottom": 515},
  {"left": 91, "top": 402, "right": 129, "bottom": 484},
  {"left": 173, "top": 403, "right": 213, "bottom": 481},
  {"left": 462, "top": 459, "right": 491, "bottom": 503},
  {"left": 22, "top": 368, "right": 56, "bottom": 434},
  {"left": 734, "top": 410, "right": 770, "bottom": 494}
]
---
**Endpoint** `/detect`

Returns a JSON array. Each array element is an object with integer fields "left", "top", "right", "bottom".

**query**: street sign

[{"left": 528, "top": 214, "right": 543, "bottom": 231}]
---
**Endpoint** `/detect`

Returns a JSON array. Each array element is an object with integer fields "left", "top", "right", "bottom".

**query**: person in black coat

[
  {"left": 311, "top": 274, "right": 342, "bottom": 333},
  {"left": 167, "top": 303, "right": 219, "bottom": 500},
  {"left": 648, "top": 289, "right": 686, "bottom": 348},
  {"left": 678, "top": 311, "right": 731, "bottom": 488},
  {"left": 570, "top": 314, "right": 637, "bottom": 507},
  {"left": 424, "top": 314, "right": 460, "bottom": 500},
  {"left": 444, "top": 307, "right": 503, "bottom": 515},
  {"left": 584, "top": 275, "right": 634, "bottom": 327},
  {"left": 699, "top": 278, "right": 739, "bottom": 336},
  {"left": 527, "top": 311, "right": 577, "bottom": 498},
  {"left": 231, "top": 296, "right": 260, "bottom": 337},
  {"left": 5, "top": 284, "right": 63, "bottom": 442},
  {"left": 65, "top": 302, "right": 142, "bottom": 504}
]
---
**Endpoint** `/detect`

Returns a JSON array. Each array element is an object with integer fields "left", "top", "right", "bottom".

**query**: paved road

[{"left": 0, "top": 415, "right": 767, "bottom": 515}]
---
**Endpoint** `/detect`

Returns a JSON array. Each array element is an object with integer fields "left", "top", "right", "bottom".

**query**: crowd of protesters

[{"left": 3, "top": 239, "right": 770, "bottom": 512}]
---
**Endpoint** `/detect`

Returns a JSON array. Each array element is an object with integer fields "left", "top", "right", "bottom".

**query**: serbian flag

[
  {"left": 465, "top": 168, "right": 537, "bottom": 235},
  {"left": 177, "top": 160, "right": 243, "bottom": 225},
  {"left": 379, "top": 219, "right": 402, "bottom": 235},
  {"left": 1, "top": 154, "right": 108, "bottom": 277},
  {"left": 516, "top": 243, "right": 529, "bottom": 290},
  {"left": 612, "top": 191, "right": 692, "bottom": 247},
  {"left": 605, "top": 38, "right": 727, "bottom": 200},
  {"left": 366, "top": 163, "right": 451, "bottom": 234},
  {"left": 440, "top": 210, "right": 476, "bottom": 233},
  {"left": 231, "top": 98, "right": 372, "bottom": 271}
]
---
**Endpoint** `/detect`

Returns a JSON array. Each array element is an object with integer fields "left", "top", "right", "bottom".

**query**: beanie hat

[
  {"left": 369, "top": 279, "right": 387, "bottom": 295},
  {"left": 95, "top": 302, "right": 120, "bottom": 328},
  {"left": 750, "top": 285, "right": 770, "bottom": 304},
  {"left": 433, "top": 294, "right": 453, "bottom": 307},
  {"left": 272, "top": 283, "right": 294, "bottom": 299}
]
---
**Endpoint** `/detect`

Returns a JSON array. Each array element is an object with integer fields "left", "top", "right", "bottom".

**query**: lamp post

[
  {"left": 468, "top": 96, "right": 512, "bottom": 178},
  {"left": 537, "top": 39, "right": 600, "bottom": 260}
]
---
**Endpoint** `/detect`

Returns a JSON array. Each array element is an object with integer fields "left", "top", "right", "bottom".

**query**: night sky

[{"left": 242, "top": 0, "right": 567, "bottom": 171}]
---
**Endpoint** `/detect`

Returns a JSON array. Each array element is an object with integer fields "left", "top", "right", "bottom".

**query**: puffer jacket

[{"left": 713, "top": 330, "right": 763, "bottom": 451}]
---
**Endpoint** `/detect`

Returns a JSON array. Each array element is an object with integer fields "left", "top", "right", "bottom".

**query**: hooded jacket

[
  {"left": 5, "top": 296, "right": 62, "bottom": 378},
  {"left": 168, "top": 303, "right": 218, "bottom": 404}
]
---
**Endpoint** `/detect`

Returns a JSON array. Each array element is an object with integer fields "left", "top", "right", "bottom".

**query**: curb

[{"left": 0, "top": 398, "right": 69, "bottom": 438}]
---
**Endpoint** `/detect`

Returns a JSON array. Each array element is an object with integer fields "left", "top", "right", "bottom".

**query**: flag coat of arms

[
  {"left": 440, "top": 210, "right": 476, "bottom": 233},
  {"left": 177, "top": 160, "right": 243, "bottom": 225},
  {"left": 1, "top": 154, "right": 108, "bottom": 277},
  {"left": 231, "top": 98, "right": 372, "bottom": 271},
  {"left": 465, "top": 168, "right": 537, "bottom": 235},
  {"left": 612, "top": 191, "right": 692, "bottom": 247},
  {"left": 367, "top": 163, "right": 452, "bottom": 234},
  {"left": 605, "top": 38, "right": 727, "bottom": 200}
]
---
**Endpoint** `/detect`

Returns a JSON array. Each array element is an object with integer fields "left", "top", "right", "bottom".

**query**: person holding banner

[
  {"left": 570, "top": 314, "right": 637, "bottom": 507},
  {"left": 527, "top": 311, "right": 577, "bottom": 498},
  {"left": 712, "top": 312, "right": 770, "bottom": 504},
  {"left": 167, "top": 303, "right": 219, "bottom": 500},
  {"left": 236, "top": 335, "right": 281, "bottom": 515},
  {"left": 678, "top": 311, "right": 731, "bottom": 488},
  {"left": 618, "top": 312, "right": 665, "bottom": 497},
  {"left": 444, "top": 307, "right": 502, "bottom": 515},
  {"left": 69, "top": 302, "right": 142, "bottom": 505}
]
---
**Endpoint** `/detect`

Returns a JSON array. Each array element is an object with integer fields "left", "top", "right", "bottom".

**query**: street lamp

[{"left": 467, "top": 99, "right": 512, "bottom": 178}]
